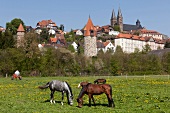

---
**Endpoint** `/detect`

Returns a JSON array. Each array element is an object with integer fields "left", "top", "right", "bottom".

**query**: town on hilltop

[{"left": 0, "top": 7, "right": 170, "bottom": 57}]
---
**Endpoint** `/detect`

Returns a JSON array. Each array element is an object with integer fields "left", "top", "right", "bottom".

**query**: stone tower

[
  {"left": 17, "top": 23, "right": 25, "bottom": 47},
  {"left": 110, "top": 9, "right": 117, "bottom": 27},
  {"left": 136, "top": 19, "right": 141, "bottom": 28},
  {"left": 117, "top": 7, "right": 123, "bottom": 32},
  {"left": 84, "top": 17, "right": 97, "bottom": 57}
]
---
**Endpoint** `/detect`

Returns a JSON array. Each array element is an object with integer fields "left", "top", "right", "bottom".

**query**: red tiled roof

[
  {"left": 116, "top": 33, "right": 132, "bottom": 39},
  {"left": 84, "top": 17, "right": 96, "bottom": 36},
  {"left": 37, "top": 20, "right": 56, "bottom": 28},
  {"left": 17, "top": 23, "right": 25, "bottom": 32},
  {"left": 103, "top": 42, "right": 110, "bottom": 47},
  {"left": 50, "top": 38, "right": 57, "bottom": 43},
  {"left": 132, "top": 35, "right": 140, "bottom": 40},
  {"left": 140, "top": 29, "right": 161, "bottom": 34},
  {"left": 139, "top": 37, "right": 145, "bottom": 41}
]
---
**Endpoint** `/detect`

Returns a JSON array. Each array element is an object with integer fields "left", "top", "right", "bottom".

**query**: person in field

[{"left": 15, "top": 70, "right": 20, "bottom": 76}]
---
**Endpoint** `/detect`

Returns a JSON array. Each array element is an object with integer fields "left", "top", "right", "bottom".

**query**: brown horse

[
  {"left": 94, "top": 78, "right": 106, "bottom": 84},
  {"left": 77, "top": 82, "right": 115, "bottom": 108}
]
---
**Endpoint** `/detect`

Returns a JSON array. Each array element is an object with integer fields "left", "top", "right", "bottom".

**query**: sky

[{"left": 1, "top": 0, "right": 170, "bottom": 37}]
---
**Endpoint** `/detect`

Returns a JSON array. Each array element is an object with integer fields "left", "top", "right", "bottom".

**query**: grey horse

[{"left": 39, "top": 80, "right": 73, "bottom": 105}]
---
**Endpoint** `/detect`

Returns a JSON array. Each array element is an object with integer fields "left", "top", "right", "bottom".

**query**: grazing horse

[
  {"left": 11, "top": 74, "right": 22, "bottom": 80},
  {"left": 38, "top": 80, "right": 73, "bottom": 106},
  {"left": 77, "top": 82, "right": 115, "bottom": 108},
  {"left": 94, "top": 78, "right": 106, "bottom": 84}
]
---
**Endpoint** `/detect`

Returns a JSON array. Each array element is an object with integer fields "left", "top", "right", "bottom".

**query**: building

[
  {"left": 139, "top": 29, "right": 163, "bottom": 40},
  {"left": 36, "top": 19, "right": 57, "bottom": 29},
  {"left": 97, "top": 40, "right": 115, "bottom": 53},
  {"left": 17, "top": 23, "right": 25, "bottom": 47},
  {"left": 114, "top": 33, "right": 165, "bottom": 53},
  {"left": 84, "top": 17, "right": 97, "bottom": 57},
  {"left": 110, "top": 8, "right": 143, "bottom": 32},
  {"left": 73, "top": 29, "right": 83, "bottom": 35}
]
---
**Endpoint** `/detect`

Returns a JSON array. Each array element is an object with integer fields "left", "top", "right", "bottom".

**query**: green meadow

[{"left": 0, "top": 76, "right": 169, "bottom": 113}]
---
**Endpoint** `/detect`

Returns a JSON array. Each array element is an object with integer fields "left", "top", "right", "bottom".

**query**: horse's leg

[
  {"left": 106, "top": 93, "right": 115, "bottom": 107},
  {"left": 61, "top": 91, "right": 64, "bottom": 105},
  {"left": 88, "top": 94, "right": 92, "bottom": 107},
  {"left": 91, "top": 95, "right": 96, "bottom": 106},
  {"left": 50, "top": 90, "right": 55, "bottom": 104}
]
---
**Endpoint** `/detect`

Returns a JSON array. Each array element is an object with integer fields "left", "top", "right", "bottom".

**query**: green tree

[
  {"left": 67, "top": 45, "right": 75, "bottom": 53},
  {"left": 161, "top": 52, "right": 170, "bottom": 74},
  {"left": 142, "top": 44, "right": 151, "bottom": 54},
  {"left": 164, "top": 42, "right": 170, "bottom": 48},
  {"left": 64, "top": 30, "right": 75, "bottom": 42},
  {"left": 113, "top": 25, "right": 120, "bottom": 32},
  {"left": 6, "top": 18, "right": 25, "bottom": 35},
  {"left": 22, "top": 33, "right": 41, "bottom": 72},
  {"left": 40, "top": 28, "right": 49, "bottom": 43},
  {"left": 0, "top": 30, "right": 16, "bottom": 49},
  {"left": 113, "top": 46, "right": 126, "bottom": 74}
]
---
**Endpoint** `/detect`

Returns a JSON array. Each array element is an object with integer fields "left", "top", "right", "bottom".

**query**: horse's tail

[
  {"left": 38, "top": 82, "right": 50, "bottom": 89},
  {"left": 109, "top": 85, "right": 115, "bottom": 108},
  {"left": 109, "top": 85, "right": 112, "bottom": 96}
]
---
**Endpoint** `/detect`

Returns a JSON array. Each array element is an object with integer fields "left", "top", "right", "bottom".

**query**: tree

[
  {"left": 113, "top": 25, "right": 120, "bottom": 32},
  {"left": 67, "top": 45, "right": 75, "bottom": 53},
  {"left": 64, "top": 30, "right": 75, "bottom": 42},
  {"left": 113, "top": 45, "right": 126, "bottom": 74},
  {"left": 21, "top": 32, "right": 41, "bottom": 72},
  {"left": 77, "top": 44, "right": 84, "bottom": 55},
  {"left": 133, "top": 31, "right": 140, "bottom": 36},
  {"left": 0, "top": 30, "right": 16, "bottom": 49},
  {"left": 142, "top": 44, "right": 151, "bottom": 54},
  {"left": 164, "top": 42, "right": 170, "bottom": 48},
  {"left": 40, "top": 28, "right": 49, "bottom": 43},
  {"left": 6, "top": 18, "right": 25, "bottom": 35}
]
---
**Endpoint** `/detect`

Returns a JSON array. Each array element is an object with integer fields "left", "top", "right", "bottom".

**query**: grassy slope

[{"left": 0, "top": 76, "right": 169, "bottom": 113}]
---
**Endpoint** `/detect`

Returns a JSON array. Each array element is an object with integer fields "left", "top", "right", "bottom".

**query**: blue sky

[{"left": 1, "top": 0, "right": 170, "bottom": 36}]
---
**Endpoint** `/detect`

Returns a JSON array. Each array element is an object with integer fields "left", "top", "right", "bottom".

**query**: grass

[{"left": 0, "top": 75, "right": 169, "bottom": 113}]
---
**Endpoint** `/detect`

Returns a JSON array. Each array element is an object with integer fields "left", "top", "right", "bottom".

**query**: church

[{"left": 110, "top": 7, "right": 143, "bottom": 32}]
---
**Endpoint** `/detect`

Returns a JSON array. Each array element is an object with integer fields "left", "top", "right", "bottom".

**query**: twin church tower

[{"left": 110, "top": 7, "right": 123, "bottom": 32}]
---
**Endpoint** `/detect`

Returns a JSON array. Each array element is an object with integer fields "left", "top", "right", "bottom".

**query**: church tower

[
  {"left": 110, "top": 9, "right": 117, "bottom": 27},
  {"left": 84, "top": 17, "right": 97, "bottom": 57},
  {"left": 136, "top": 19, "right": 141, "bottom": 28},
  {"left": 117, "top": 7, "right": 123, "bottom": 32},
  {"left": 17, "top": 23, "right": 25, "bottom": 47}
]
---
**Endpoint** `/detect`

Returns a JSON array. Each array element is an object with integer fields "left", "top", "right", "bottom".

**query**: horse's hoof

[
  {"left": 78, "top": 106, "right": 82, "bottom": 108},
  {"left": 61, "top": 102, "right": 63, "bottom": 105}
]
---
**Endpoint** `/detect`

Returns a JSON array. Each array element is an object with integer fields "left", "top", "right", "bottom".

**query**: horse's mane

[
  {"left": 77, "top": 83, "right": 91, "bottom": 99},
  {"left": 77, "top": 86, "right": 86, "bottom": 99},
  {"left": 64, "top": 81, "right": 73, "bottom": 96}
]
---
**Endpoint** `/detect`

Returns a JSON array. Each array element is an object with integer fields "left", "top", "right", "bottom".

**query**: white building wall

[
  {"left": 114, "top": 37, "right": 165, "bottom": 53},
  {"left": 104, "top": 42, "right": 115, "bottom": 53},
  {"left": 76, "top": 30, "right": 83, "bottom": 35},
  {"left": 141, "top": 34, "right": 163, "bottom": 40}
]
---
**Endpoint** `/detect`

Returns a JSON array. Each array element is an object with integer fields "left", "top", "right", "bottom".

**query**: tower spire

[
  {"left": 118, "top": 7, "right": 122, "bottom": 17},
  {"left": 111, "top": 9, "right": 116, "bottom": 19}
]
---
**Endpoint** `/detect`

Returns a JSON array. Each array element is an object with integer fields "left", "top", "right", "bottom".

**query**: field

[{"left": 0, "top": 75, "right": 170, "bottom": 113}]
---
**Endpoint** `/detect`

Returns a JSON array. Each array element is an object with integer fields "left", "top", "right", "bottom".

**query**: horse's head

[
  {"left": 78, "top": 81, "right": 89, "bottom": 88},
  {"left": 68, "top": 95, "right": 74, "bottom": 106},
  {"left": 77, "top": 98, "right": 83, "bottom": 108}
]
